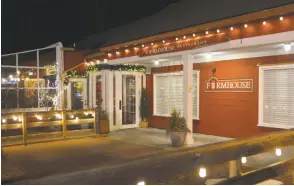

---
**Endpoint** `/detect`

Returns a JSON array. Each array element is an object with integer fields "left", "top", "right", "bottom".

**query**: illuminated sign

[{"left": 205, "top": 76, "right": 253, "bottom": 92}]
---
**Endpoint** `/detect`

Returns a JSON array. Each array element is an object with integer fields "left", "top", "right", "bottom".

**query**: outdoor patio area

[{"left": 108, "top": 128, "right": 233, "bottom": 150}]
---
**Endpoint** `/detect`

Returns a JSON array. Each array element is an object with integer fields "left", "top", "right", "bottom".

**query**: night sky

[{"left": 2, "top": 0, "right": 180, "bottom": 54}]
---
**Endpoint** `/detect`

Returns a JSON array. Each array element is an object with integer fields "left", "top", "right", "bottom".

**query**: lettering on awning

[{"left": 205, "top": 76, "right": 253, "bottom": 92}]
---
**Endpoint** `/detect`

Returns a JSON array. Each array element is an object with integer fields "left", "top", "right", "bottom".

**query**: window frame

[
  {"left": 258, "top": 64, "right": 294, "bottom": 129},
  {"left": 153, "top": 70, "right": 200, "bottom": 120}
]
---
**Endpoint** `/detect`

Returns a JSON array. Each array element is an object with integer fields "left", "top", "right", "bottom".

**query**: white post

[
  {"left": 56, "top": 43, "right": 64, "bottom": 110},
  {"left": 106, "top": 71, "right": 114, "bottom": 131},
  {"left": 143, "top": 74, "right": 146, "bottom": 89},
  {"left": 183, "top": 54, "right": 194, "bottom": 145}
]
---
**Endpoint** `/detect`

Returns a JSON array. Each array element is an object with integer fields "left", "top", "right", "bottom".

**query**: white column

[
  {"left": 106, "top": 71, "right": 114, "bottom": 131},
  {"left": 143, "top": 74, "right": 146, "bottom": 89},
  {"left": 183, "top": 54, "right": 194, "bottom": 145}
]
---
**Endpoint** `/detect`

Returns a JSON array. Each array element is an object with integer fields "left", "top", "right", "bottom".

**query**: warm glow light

[
  {"left": 17, "top": 78, "right": 20, "bottom": 81},
  {"left": 96, "top": 60, "right": 100, "bottom": 64},
  {"left": 2, "top": 78, "right": 6, "bottom": 82},
  {"left": 125, "top": 49, "right": 129, "bottom": 53},
  {"left": 162, "top": 40, "right": 165, "bottom": 43},
  {"left": 142, "top": 44, "right": 144, "bottom": 47},
  {"left": 71, "top": 115, "right": 74, "bottom": 119},
  {"left": 2, "top": 119, "right": 6, "bottom": 123},
  {"left": 25, "top": 77, "right": 30, "bottom": 81},
  {"left": 17, "top": 70, "right": 20, "bottom": 75},
  {"left": 90, "top": 61, "right": 94, "bottom": 65},
  {"left": 244, "top": 24, "right": 248, "bottom": 28},
  {"left": 193, "top": 34, "right": 196, "bottom": 37},
  {"left": 154, "top": 60, "right": 159, "bottom": 65},
  {"left": 280, "top": 16, "right": 283, "bottom": 21},
  {"left": 137, "top": 181, "right": 145, "bottom": 185},
  {"left": 13, "top": 116, "right": 17, "bottom": 121},
  {"left": 84, "top": 112, "right": 88, "bottom": 116},
  {"left": 206, "top": 31, "right": 209, "bottom": 35},
  {"left": 275, "top": 148, "right": 282, "bottom": 156},
  {"left": 36, "top": 115, "right": 42, "bottom": 121},
  {"left": 116, "top": 51, "right": 120, "bottom": 55},
  {"left": 134, "top": 47, "right": 138, "bottom": 50},
  {"left": 217, "top": 29, "right": 220, "bottom": 33},
  {"left": 263, "top": 21, "right": 267, "bottom": 25},
  {"left": 9, "top": 75, "right": 13, "bottom": 79},
  {"left": 108, "top": 53, "right": 112, "bottom": 57},
  {"left": 75, "top": 117, "right": 79, "bottom": 121},
  {"left": 18, "top": 117, "right": 22, "bottom": 122},
  {"left": 230, "top": 27, "right": 234, "bottom": 31},
  {"left": 199, "top": 167, "right": 207, "bottom": 178},
  {"left": 85, "top": 62, "right": 89, "bottom": 66},
  {"left": 55, "top": 114, "right": 62, "bottom": 119},
  {"left": 241, "top": 157, "right": 247, "bottom": 164},
  {"left": 176, "top": 37, "right": 178, "bottom": 41},
  {"left": 183, "top": 36, "right": 186, "bottom": 39},
  {"left": 284, "top": 44, "right": 291, "bottom": 52}
]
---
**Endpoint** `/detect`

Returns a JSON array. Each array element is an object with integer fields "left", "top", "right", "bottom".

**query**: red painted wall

[{"left": 147, "top": 54, "right": 294, "bottom": 138}]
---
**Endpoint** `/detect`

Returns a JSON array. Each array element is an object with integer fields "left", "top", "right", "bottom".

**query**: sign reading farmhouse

[
  {"left": 140, "top": 40, "right": 208, "bottom": 56},
  {"left": 205, "top": 76, "right": 253, "bottom": 92}
]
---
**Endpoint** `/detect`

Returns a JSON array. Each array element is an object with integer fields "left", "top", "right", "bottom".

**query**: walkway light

[
  {"left": 137, "top": 181, "right": 145, "bottom": 185},
  {"left": 241, "top": 157, "right": 247, "bottom": 164},
  {"left": 199, "top": 167, "right": 207, "bottom": 178},
  {"left": 275, "top": 148, "right": 282, "bottom": 156}
]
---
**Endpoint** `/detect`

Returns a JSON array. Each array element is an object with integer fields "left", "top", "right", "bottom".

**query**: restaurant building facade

[{"left": 2, "top": 1, "right": 294, "bottom": 141}]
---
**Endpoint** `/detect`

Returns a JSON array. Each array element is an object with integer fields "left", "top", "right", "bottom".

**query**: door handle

[{"left": 119, "top": 100, "right": 122, "bottom": 110}]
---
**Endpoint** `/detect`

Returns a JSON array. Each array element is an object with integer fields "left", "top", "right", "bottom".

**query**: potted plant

[
  {"left": 98, "top": 108, "right": 109, "bottom": 134},
  {"left": 166, "top": 108, "right": 191, "bottom": 147},
  {"left": 139, "top": 88, "right": 149, "bottom": 128}
]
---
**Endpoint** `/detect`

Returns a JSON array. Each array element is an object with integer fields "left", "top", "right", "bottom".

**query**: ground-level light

[
  {"left": 275, "top": 148, "right": 282, "bottom": 156},
  {"left": 137, "top": 181, "right": 145, "bottom": 185},
  {"left": 199, "top": 167, "right": 207, "bottom": 178},
  {"left": 241, "top": 157, "right": 247, "bottom": 164}
]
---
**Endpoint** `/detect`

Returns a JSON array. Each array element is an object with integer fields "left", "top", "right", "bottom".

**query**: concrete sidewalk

[{"left": 108, "top": 128, "right": 232, "bottom": 150}]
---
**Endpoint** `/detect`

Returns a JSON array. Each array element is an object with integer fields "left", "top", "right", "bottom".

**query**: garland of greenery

[
  {"left": 64, "top": 64, "right": 146, "bottom": 86},
  {"left": 86, "top": 64, "right": 146, "bottom": 73}
]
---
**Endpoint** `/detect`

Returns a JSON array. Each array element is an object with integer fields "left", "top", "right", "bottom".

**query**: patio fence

[{"left": 1, "top": 109, "right": 97, "bottom": 146}]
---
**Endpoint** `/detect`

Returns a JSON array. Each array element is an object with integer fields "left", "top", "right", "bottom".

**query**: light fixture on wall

[
  {"left": 284, "top": 43, "right": 292, "bottom": 52},
  {"left": 154, "top": 60, "right": 159, "bottom": 65}
]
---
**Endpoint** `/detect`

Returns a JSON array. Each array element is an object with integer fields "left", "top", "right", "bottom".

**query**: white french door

[
  {"left": 66, "top": 78, "right": 87, "bottom": 110},
  {"left": 89, "top": 71, "right": 107, "bottom": 109},
  {"left": 114, "top": 72, "right": 142, "bottom": 129}
]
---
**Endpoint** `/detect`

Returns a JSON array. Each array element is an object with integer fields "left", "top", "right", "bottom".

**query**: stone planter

[
  {"left": 169, "top": 131, "right": 187, "bottom": 147},
  {"left": 99, "top": 120, "right": 109, "bottom": 134},
  {"left": 139, "top": 121, "right": 148, "bottom": 128}
]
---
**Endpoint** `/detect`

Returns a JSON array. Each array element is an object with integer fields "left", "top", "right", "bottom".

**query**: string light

[
  {"left": 125, "top": 49, "right": 129, "bottom": 53},
  {"left": 2, "top": 119, "right": 6, "bottom": 123},
  {"left": 75, "top": 116, "right": 79, "bottom": 121},
  {"left": 151, "top": 43, "right": 154, "bottom": 46},
  {"left": 2, "top": 78, "right": 6, "bottom": 82},
  {"left": 193, "top": 34, "right": 196, "bottom": 37},
  {"left": 17, "top": 70, "right": 20, "bottom": 75},
  {"left": 183, "top": 36, "right": 186, "bottom": 39},
  {"left": 141, "top": 44, "right": 144, "bottom": 47},
  {"left": 84, "top": 112, "right": 88, "bottom": 116},
  {"left": 263, "top": 21, "right": 267, "bottom": 25},
  {"left": 55, "top": 113, "right": 62, "bottom": 119},
  {"left": 137, "top": 181, "right": 145, "bottom": 185},
  {"left": 18, "top": 117, "right": 22, "bottom": 122},
  {"left": 244, "top": 24, "right": 248, "bottom": 28},
  {"left": 71, "top": 115, "right": 74, "bottom": 119},
  {"left": 217, "top": 29, "right": 220, "bottom": 33},
  {"left": 13, "top": 116, "right": 17, "bottom": 121},
  {"left": 162, "top": 40, "right": 165, "bottom": 43},
  {"left": 9, "top": 75, "right": 13, "bottom": 79},
  {"left": 154, "top": 60, "right": 159, "bottom": 65},
  {"left": 108, "top": 53, "right": 112, "bottom": 57},
  {"left": 280, "top": 16, "right": 283, "bottom": 21},
  {"left": 96, "top": 60, "right": 100, "bottom": 64},
  {"left": 116, "top": 51, "right": 120, "bottom": 55},
  {"left": 206, "top": 31, "right": 209, "bottom": 35},
  {"left": 175, "top": 37, "right": 178, "bottom": 41},
  {"left": 284, "top": 43, "right": 291, "bottom": 52},
  {"left": 36, "top": 115, "right": 42, "bottom": 120},
  {"left": 25, "top": 77, "right": 30, "bottom": 81},
  {"left": 230, "top": 27, "right": 234, "bottom": 31}
]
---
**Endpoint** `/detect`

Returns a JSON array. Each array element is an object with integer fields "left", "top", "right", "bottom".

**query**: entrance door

[
  {"left": 89, "top": 72, "right": 106, "bottom": 109},
  {"left": 67, "top": 78, "right": 87, "bottom": 109},
  {"left": 115, "top": 72, "right": 141, "bottom": 129}
]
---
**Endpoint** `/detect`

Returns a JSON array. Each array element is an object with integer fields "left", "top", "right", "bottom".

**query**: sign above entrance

[
  {"left": 205, "top": 76, "right": 253, "bottom": 92},
  {"left": 139, "top": 34, "right": 229, "bottom": 57}
]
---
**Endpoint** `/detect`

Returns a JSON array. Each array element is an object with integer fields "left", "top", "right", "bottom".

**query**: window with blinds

[
  {"left": 260, "top": 66, "right": 294, "bottom": 129},
  {"left": 154, "top": 72, "right": 199, "bottom": 119}
]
